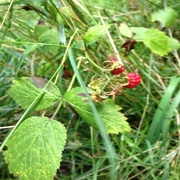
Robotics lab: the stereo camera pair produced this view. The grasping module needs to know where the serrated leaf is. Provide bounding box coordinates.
[83,24,111,45]
[142,29,170,56]
[64,87,130,134]
[5,116,67,180]
[8,77,61,110]
[151,8,178,27]
[119,23,133,38]
[38,29,60,55]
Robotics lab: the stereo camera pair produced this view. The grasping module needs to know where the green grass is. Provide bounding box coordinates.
[0,0,180,179]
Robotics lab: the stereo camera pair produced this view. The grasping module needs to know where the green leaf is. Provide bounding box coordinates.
[130,27,148,41]
[83,24,111,45]
[64,87,130,134]
[151,8,178,27]
[5,116,67,180]
[142,29,170,56]
[8,77,61,110]
[38,29,60,55]
[34,25,50,38]
[119,23,133,38]
[169,38,180,51]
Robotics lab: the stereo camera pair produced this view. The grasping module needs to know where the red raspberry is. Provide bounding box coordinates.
[111,65,125,75]
[108,55,125,75]
[125,73,142,88]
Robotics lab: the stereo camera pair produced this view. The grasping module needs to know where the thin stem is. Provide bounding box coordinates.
[85,51,105,72]
[46,28,79,88]
[97,10,124,65]
[51,58,82,119]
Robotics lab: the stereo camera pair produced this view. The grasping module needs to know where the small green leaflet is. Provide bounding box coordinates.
[130,27,148,41]
[142,29,170,56]
[4,116,67,180]
[119,23,133,38]
[151,8,178,27]
[169,38,180,51]
[8,77,61,110]
[83,24,111,45]
[64,87,130,134]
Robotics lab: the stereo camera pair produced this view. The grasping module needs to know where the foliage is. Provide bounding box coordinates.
[83,24,111,44]
[64,87,130,134]
[8,77,61,110]
[5,116,67,180]
[0,0,180,179]
[151,8,178,27]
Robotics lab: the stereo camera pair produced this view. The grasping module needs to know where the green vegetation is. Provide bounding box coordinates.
[0,0,180,179]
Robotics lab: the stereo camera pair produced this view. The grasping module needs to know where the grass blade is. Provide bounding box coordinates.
[147,76,180,144]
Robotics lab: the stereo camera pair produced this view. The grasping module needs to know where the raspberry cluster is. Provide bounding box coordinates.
[88,55,142,102]
[109,56,142,88]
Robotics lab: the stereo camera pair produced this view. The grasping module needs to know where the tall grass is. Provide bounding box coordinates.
[0,0,180,179]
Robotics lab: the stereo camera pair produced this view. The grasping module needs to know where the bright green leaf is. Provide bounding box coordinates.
[8,77,61,110]
[130,27,148,41]
[5,116,67,180]
[169,38,180,51]
[64,87,130,134]
[83,24,111,45]
[151,8,178,27]
[119,23,133,38]
[142,29,170,56]
[38,29,60,55]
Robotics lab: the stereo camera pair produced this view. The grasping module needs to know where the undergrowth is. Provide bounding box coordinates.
[0,0,180,179]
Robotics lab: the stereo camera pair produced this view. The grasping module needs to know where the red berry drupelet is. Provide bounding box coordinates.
[125,73,142,88]
[111,65,125,75]
[108,55,125,75]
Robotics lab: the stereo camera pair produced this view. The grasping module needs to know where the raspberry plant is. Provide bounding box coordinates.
[0,1,180,179]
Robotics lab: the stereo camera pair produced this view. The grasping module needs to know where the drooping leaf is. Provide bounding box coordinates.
[38,28,60,55]
[151,8,178,27]
[119,23,133,38]
[121,39,137,53]
[83,24,111,45]
[8,77,61,110]
[142,29,170,56]
[5,116,67,180]
[64,87,130,134]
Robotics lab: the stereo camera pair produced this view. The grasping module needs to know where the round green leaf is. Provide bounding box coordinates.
[169,38,180,51]
[151,8,178,27]
[119,23,133,38]
[142,29,170,56]
[5,116,67,180]
[83,24,111,45]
